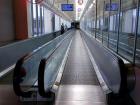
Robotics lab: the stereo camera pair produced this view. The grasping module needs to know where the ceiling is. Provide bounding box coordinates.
[44,0,93,21]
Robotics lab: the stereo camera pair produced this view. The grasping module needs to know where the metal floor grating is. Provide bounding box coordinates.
[61,31,99,85]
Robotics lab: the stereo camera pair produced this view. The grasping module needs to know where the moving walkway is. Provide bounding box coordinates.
[13,30,136,105]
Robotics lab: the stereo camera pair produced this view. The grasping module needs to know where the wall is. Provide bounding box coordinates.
[55,14,60,31]
[13,0,28,40]
[27,2,33,38]
[0,0,15,42]
[44,9,53,34]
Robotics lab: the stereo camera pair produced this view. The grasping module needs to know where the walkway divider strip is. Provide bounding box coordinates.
[0,64,16,78]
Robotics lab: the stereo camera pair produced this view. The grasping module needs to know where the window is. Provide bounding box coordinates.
[31,1,44,36]
[135,6,140,65]
[118,4,137,62]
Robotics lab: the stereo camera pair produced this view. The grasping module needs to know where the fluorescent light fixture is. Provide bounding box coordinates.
[76,0,88,20]
[89,4,93,8]
[93,0,96,4]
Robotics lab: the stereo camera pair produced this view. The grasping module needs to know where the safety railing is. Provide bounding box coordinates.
[13,30,74,98]
[38,32,73,98]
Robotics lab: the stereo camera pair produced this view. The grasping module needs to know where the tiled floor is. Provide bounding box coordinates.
[0,85,22,105]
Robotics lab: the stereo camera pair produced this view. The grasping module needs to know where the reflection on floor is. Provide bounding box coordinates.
[55,85,106,105]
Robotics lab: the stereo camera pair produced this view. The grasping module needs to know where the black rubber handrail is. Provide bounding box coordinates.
[38,35,68,97]
[117,58,127,94]
[13,30,73,98]
[12,41,51,97]
[13,39,60,97]
[13,55,33,98]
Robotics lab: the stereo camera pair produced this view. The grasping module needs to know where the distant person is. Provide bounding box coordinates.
[65,24,68,32]
[61,23,65,34]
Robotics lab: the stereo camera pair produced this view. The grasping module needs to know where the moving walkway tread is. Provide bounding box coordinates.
[61,31,99,85]
[55,30,105,105]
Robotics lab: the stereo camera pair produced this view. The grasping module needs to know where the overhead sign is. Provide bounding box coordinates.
[105,3,119,11]
[61,4,74,11]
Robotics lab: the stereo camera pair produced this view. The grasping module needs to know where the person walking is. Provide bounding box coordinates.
[61,23,65,34]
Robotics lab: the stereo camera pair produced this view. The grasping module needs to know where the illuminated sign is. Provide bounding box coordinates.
[105,3,119,11]
[61,4,74,11]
